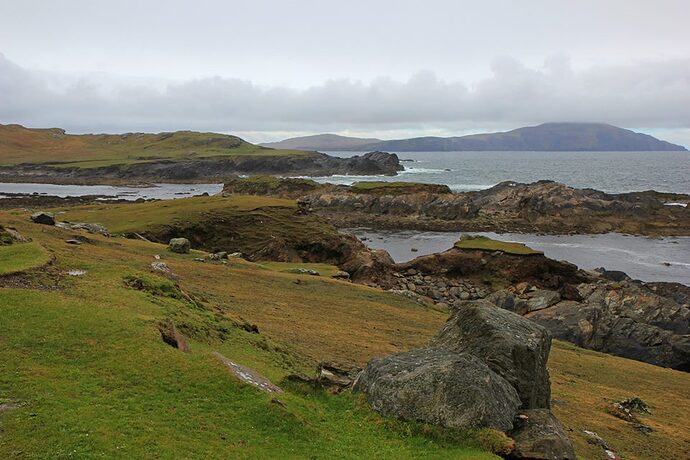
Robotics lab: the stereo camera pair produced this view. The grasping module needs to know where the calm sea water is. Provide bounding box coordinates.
[0,183,223,200]
[348,229,690,286]
[316,151,690,193]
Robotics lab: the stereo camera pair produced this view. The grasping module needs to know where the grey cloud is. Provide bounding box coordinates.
[1,53,690,138]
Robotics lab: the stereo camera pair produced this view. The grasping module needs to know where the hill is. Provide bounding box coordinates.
[261,133,382,151]
[0,124,402,182]
[264,123,688,152]
[1,197,690,459]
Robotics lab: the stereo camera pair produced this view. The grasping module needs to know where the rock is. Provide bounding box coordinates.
[0,226,28,245]
[286,268,320,276]
[486,290,529,316]
[430,300,552,409]
[158,320,190,352]
[525,290,561,312]
[508,409,576,460]
[228,252,243,258]
[65,239,82,245]
[30,212,55,225]
[353,348,521,431]
[527,281,690,371]
[209,251,228,260]
[595,268,630,282]
[150,261,173,276]
[618,397,651,414]
[559,283,583,301]
[331,270,351,279]
[316,362,360,389]
[168,238,191,254]
[213,352,283,393]
[68,222,109,236]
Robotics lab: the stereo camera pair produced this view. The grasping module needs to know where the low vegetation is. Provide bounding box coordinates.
[0,124,313,168]
[0,241,51,275]
[1,204,688,459]
[454,235,543,255]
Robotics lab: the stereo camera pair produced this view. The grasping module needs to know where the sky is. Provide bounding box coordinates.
[1,0,690,146]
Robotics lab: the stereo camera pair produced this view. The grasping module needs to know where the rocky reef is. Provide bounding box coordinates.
[223,177,690,236]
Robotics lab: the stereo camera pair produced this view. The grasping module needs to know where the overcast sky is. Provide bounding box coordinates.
[1,0,689,145]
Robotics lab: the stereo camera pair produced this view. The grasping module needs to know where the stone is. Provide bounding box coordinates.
[209,251,228,260]
[158,320,190,352]
[353,347,521,431]
[332,270,351,279]
[508,409,576,460]
[65,239,82,245]
[525,289,561,312]
[30,212,55,225]
[431,300,552,409]
[486,289,529,316]
[316,362,360,389]
[214,352,283,393]
[287,268,320,276]
[168,238,191,253]
[228,252,243,258]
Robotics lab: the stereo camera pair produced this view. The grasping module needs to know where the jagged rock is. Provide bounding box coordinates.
[316,362,360,389]
[353,348,521,431]
[168,238,191,254]
[508,409,576,460]
[525,290,561,312]
[595,268,630,282]
[527,281,690,371]
[486,289,529,315]
[0,225,28,245]
[30,212,55,225]
[430,300,552,409]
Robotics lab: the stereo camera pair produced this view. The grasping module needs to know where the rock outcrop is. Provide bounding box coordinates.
[355,301,574,457]
[229,177,690,236]
[30,212,55,225]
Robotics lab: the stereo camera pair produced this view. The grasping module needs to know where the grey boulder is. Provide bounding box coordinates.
[430,300,552,409]
[30,212,55,225]
[168,238,191,254]
[353,348,521,432]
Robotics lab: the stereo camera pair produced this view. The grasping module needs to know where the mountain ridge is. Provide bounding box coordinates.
[261,123,688,152]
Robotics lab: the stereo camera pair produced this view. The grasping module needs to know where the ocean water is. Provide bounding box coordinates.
[348,229,690,286]
[0,182,223,200]
[315,151,690,194]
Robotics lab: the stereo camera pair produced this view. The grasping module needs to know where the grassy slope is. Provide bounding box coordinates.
[0,242,51,275]
[0,124,313,168]
[454,235,543,256]
[1,208,689,459]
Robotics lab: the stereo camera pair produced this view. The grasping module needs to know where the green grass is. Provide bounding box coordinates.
[1,207,689,459]
[0,242,51,275]
[0,124,315,168]
[454,235,542,255]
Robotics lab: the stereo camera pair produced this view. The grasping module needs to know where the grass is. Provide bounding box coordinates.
[0,212,497,459]
[0,124,314,168]
[1,208,689,459]
[0,242,51,275]
[454,235,543,255]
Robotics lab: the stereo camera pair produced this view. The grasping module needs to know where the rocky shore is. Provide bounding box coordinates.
[223,177,690,236]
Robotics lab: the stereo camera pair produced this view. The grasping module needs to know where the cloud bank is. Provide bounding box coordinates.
[1,53,689,143]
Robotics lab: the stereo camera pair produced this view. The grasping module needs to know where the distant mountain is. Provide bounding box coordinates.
[261,133,382,151]
[263,123,687,152]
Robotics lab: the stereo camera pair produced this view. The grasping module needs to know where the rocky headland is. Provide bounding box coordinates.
[222,176,690,236]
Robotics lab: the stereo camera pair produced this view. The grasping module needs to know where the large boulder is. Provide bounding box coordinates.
[430,300,552,409]
[508,409,576,460]
[353,348,521,431]
[168,237,191,254]
[30,212,55,225]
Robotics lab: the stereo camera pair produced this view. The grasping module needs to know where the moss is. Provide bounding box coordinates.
[454,235,542,255]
